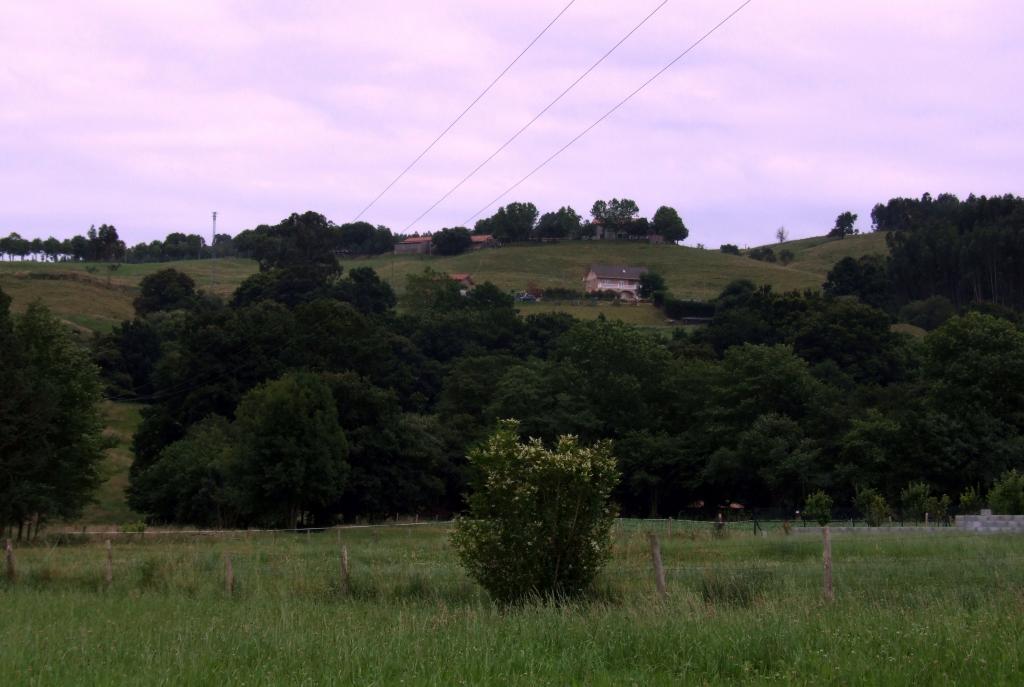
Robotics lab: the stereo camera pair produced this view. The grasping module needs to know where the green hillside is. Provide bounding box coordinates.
[350,242,814,299]
[0,233,889,524]
[0,258,257,335]
[0,233,889,336]
[767,231,889,274]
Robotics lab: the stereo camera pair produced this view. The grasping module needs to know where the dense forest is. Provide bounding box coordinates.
[3,193,1024,533]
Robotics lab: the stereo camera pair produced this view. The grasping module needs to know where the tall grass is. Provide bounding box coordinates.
[2,526,1022,685]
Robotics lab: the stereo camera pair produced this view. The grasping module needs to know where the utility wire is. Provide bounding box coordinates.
[463,0,755,226]
[352,0,578,222]
[405,0,669,231]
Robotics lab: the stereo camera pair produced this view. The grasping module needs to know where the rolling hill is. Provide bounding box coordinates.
[0,232,888,335]
[0,233,889,524]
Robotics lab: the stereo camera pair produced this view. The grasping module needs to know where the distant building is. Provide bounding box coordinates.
[449,273,475,292]
[470,234,498,250]
[588,218,627,241]
[583,264,648,300]
[394,236,432,255]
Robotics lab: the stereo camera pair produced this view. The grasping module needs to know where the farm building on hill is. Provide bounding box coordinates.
[449,273,474,292]
[583,264,648,300]
[394,236,432,254]
[470,234,498,250]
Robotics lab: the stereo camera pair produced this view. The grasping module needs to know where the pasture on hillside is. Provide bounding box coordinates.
[2,524,1021,685]
[0,233,888,334]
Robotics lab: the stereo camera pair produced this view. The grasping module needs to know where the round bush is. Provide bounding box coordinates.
[451,420,619,603]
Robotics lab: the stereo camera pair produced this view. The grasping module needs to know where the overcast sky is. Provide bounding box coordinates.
[1,1,1021,247]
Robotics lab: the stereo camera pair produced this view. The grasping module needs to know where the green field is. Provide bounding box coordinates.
[352,242,812,298]
[2,525,1021,685]
[0,258,257,335]
[0,233,887,334]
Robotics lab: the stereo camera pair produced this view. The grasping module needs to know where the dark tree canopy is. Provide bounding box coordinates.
[233,372,349,528]
[234,211,340,273]
[829,211,859,239]
[1,295,107,535]
[652,206,688,243]
[474,202,538,242]
[134,268,199,316]
[823,255,893,312]
[877,193,1024,309]
[638,271,667,298]
[590,198,641,234]
[536,206,581,239]
[431,227,473,256]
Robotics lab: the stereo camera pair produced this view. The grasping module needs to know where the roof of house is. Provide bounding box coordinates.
[587,264,648,280]
[449,273,473,282]
[470,234,494,243]
[399,236,432,244]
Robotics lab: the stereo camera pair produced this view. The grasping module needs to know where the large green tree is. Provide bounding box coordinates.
[431,227,473,255]
[232,372,349,528]
[652,205,688,243]
[474,202,538,242]
[0,296,107,536]
[829,211,858,239]
[134,268,199,316]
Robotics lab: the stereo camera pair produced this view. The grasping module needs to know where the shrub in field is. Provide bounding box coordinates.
[451,420,619,604]
[924,494,952,523]
[959,486,985,514]
[988,470,1024,514]
[803,491,832,526]
[901,482,945,521]
[854,486,889,526]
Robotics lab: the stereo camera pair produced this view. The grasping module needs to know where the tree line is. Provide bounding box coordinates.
[428,199,688,255]
[1,198,689,266]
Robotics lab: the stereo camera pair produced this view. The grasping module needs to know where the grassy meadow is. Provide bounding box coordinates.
[0,258,257,335]
[2,524,1021,685]
[0,233,888,335]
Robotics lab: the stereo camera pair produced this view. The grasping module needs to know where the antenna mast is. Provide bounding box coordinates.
[210,211,217,291]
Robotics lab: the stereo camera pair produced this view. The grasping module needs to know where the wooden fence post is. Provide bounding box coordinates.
[648,533,667,599]
[105,540,113,587]
[4,539,14,583]
[340,545,350,594]
[822,525,834,602]
[224,553,234,596]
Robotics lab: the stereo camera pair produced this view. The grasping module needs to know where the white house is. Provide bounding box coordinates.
[583,264,648,300]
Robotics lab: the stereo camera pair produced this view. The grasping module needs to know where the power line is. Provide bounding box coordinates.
[463,0,755,226]
[351,0,578,222]
[405,0,669,232]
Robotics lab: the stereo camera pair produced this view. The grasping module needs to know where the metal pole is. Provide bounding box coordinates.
[210,211,217,291]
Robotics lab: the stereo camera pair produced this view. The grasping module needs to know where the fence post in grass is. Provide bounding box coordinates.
[224,553,234,596]
[4,539,14,583]
[822,525,834,602]
[647,533,667,599]
[104,540,113,587]
[340,544,350,595]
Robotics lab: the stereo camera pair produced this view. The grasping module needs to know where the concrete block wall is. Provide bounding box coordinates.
[956,513,1024,533]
